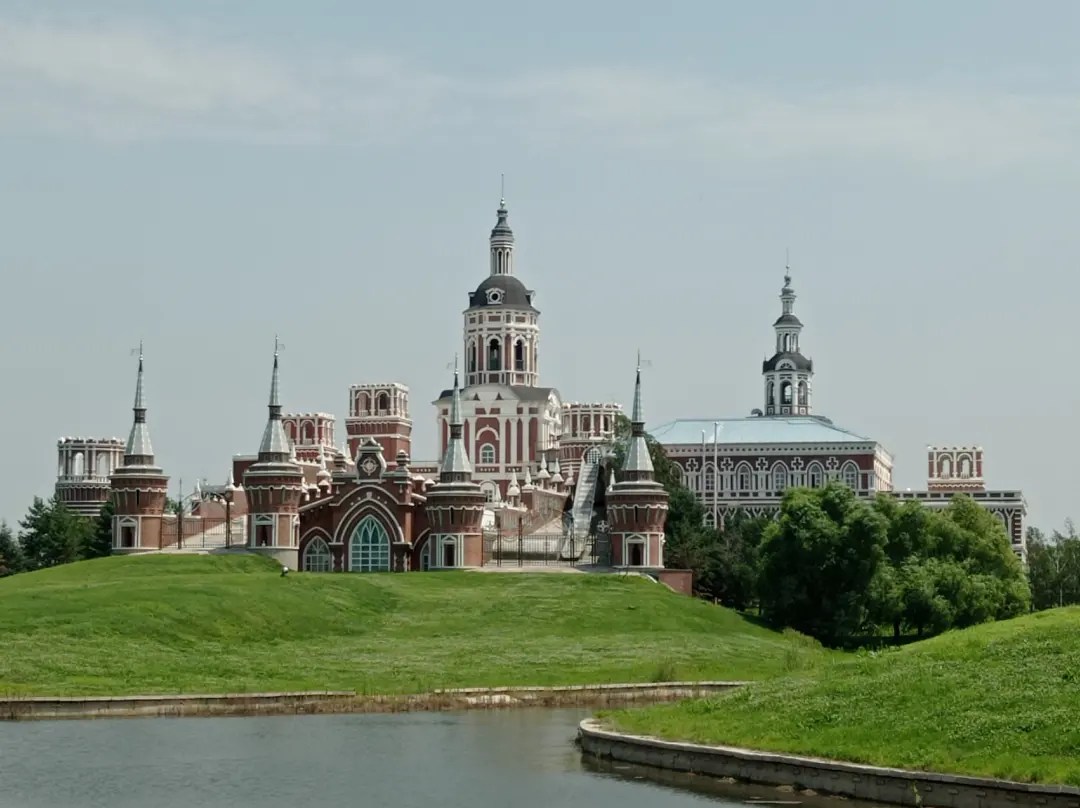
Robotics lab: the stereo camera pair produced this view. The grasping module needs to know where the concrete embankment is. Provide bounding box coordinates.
[577,719,1080,808]
[0,681,744,722]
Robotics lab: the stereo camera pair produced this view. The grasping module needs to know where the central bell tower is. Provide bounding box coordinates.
[762,262,814,416]
[463,197,541,388]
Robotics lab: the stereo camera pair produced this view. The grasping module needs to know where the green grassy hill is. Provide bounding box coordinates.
[0,554,826,697]
[607,607,1080,785]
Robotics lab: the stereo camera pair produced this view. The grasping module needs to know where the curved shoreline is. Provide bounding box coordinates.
[577,719,1080,808]
[0,681,744,722]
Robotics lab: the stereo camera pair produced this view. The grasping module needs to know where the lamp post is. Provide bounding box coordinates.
[198,481,238,549]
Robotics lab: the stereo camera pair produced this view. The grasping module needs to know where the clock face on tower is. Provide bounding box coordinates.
[360,456,378,477]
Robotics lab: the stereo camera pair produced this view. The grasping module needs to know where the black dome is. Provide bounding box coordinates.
[468,275,537,310]
[773,313,803,327]
[762,352,813,373]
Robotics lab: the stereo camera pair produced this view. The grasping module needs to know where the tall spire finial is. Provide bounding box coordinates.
[624,356,655,477]
[124,342,154,462]
[439,357,472,479]
[258,337,291,461]
[500,173,506,208]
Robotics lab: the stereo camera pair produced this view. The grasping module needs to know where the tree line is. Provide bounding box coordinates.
[1025,523,1080,610]
[0,497,114,576]
[612,415,1032,647]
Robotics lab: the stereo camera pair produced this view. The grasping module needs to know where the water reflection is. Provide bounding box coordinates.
[0,707,884,808]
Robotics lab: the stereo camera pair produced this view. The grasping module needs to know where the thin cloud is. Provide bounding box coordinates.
[1,15,1078,170]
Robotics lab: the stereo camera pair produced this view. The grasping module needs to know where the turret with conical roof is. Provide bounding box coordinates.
[425,360,487,568]
[606,356,669,568]
[110,345,170,552]
[763,259,814,416]
[243,338,305,567]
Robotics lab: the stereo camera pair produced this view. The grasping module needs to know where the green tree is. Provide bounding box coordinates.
[1026,524,1080,611]
[82,499,115,559]
[18,497,93,571]
[758,483,888,645]
[698,515,768,611]
[0,520,24,577]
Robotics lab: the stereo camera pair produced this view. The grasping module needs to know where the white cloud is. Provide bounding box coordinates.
[1,15,1078,171]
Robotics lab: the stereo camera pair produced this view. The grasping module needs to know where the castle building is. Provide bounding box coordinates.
[55,437,125,517]
[62,197,1026,567]
[651,266,1027,556]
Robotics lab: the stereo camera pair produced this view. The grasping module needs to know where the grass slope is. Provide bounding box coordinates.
[607,607,1080,786]
[0,554,826,697]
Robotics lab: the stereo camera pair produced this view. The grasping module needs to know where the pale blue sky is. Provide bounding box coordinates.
[1,1,1075,530]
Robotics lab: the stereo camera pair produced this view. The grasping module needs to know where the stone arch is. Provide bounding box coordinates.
[376,391,390,413]
[300,421,315,444]
[357,391,369,415]
[780,381,793,406]
[479,480,499,503]
[334,497,405,546]
[807,461,825,488]
[72,451,85,477]
[958,454,973,478]
[797,380,808,406]
[939,455,952,478]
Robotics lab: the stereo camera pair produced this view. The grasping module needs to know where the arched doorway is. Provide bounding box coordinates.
[443,540,456,568]
[349,516,391,572]
[303,538,332,572]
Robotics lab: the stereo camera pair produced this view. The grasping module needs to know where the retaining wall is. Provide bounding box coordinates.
[0,681,744,722]
[577,719,1080,808]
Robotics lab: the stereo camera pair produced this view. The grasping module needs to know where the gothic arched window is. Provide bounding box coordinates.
[488,338,502,371]
[349,516,391,572]
[303,537,332,572]
[736,463,753,492]
[807,462,824,488]
[841,462,859,490]
[772,464,788,492]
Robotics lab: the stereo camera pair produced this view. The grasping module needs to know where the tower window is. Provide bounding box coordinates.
[797,381,808,406]
[514,340,525,371]
[468,342,477,374]
[479,443,496,464]
[488,338,502,371]
[781,382,793,405]
[766,381,775,407]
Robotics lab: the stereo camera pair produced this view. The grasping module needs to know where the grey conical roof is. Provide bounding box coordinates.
[124,346,155,465]
[439,360,473,481]
[258,342,291,462]
[623,362,655,478]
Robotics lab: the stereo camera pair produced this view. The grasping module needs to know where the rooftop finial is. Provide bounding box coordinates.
[258,337,291,461]
[784,248,792,287]
[124,342,154,462]
[500,173,506,208]
[439,358,472,479]
[623,356,654,477]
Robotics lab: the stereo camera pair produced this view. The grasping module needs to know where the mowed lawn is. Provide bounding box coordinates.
[0,554,827,696]
[607,607,1080,786]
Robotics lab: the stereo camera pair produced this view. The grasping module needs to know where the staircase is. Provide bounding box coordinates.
[558,456,602,560]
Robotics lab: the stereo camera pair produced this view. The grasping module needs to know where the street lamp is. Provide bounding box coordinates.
[199,481,238,549]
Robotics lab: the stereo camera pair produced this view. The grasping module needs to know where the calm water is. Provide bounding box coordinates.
[0,708,883,807]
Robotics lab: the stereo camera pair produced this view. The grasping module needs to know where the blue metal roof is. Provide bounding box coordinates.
[648,416,875,446]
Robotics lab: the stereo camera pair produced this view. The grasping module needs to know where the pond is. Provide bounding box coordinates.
[0,707,885,807]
